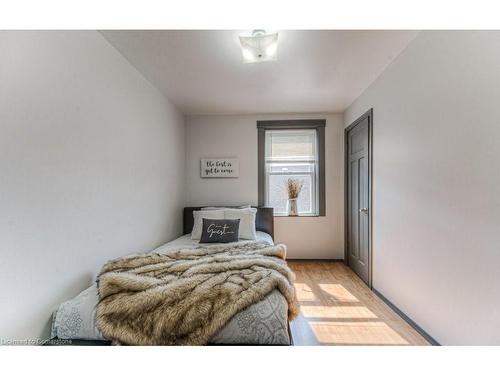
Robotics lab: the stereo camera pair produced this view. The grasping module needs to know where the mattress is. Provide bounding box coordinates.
[51,232,291,345]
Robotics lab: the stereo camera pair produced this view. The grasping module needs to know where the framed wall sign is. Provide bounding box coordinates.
[201,158,239,178]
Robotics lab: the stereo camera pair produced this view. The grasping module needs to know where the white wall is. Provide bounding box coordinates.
[185,114,344,259]
[0,31,185,340]
[344,31,500,345]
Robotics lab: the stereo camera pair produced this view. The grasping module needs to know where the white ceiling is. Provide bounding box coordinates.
[101,30,418,115]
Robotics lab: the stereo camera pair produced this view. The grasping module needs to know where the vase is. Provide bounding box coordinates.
[287,198,298,216]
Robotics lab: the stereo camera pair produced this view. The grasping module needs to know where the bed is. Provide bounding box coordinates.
[50,206,296,345]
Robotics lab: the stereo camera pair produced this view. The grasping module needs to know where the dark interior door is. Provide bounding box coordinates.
[346,111,371,285]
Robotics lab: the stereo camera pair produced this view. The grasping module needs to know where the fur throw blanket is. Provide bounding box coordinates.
[96,241,299,345]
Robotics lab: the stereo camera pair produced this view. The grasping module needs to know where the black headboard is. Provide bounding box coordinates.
[183,207,274,239]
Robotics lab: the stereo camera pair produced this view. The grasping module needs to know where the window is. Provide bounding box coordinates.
[257,120,326,216]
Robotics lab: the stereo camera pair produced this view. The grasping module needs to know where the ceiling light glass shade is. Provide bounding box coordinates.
[239,30,279,63]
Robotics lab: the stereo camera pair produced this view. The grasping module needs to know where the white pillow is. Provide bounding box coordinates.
[191,210,225,240]
[223,208,257,240]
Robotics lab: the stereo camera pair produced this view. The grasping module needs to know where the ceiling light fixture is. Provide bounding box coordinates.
[239,30,279,64]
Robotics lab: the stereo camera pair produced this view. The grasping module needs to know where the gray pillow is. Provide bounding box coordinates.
[199,218,240,243]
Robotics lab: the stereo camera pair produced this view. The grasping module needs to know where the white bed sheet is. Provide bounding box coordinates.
[153,231,274,254]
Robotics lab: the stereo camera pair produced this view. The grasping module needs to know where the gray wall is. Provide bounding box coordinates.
[185,114,344,259]
[0,31,185,340]
[344,31,500,345]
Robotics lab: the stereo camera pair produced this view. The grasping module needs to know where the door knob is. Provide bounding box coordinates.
[359,207,368,213]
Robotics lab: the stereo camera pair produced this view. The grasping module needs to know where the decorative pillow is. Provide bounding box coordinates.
[223,207,257,240]
[191,210,225,240]
[199,219,240,243]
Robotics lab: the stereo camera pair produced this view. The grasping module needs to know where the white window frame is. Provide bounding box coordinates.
[264,129,319,216]
[258,119,326,217]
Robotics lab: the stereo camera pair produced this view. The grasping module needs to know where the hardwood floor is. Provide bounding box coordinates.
[288,261,430,346]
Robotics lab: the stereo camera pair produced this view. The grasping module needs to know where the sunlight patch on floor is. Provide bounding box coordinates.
[300,305,378,319]
[318,283,359,302]
[309,321,410,345]
[294,282,317,302]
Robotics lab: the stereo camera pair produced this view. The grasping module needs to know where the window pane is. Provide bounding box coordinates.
[268,162,314,174]
[263,127,320,216]
[265,129,317,161]
[268,174,313,214]
[297,175,313,213]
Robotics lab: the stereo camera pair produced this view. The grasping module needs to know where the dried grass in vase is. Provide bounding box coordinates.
[286,178,303,199]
